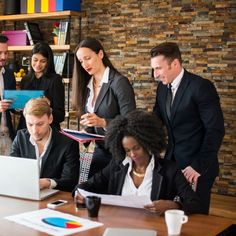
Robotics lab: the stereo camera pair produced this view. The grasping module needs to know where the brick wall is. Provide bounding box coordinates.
[79,0,236,196]
[0,0,235,196]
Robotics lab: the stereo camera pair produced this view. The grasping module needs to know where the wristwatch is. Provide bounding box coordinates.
[173,196,182,208]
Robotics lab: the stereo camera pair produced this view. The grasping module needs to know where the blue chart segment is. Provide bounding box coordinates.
[42,217,82,228]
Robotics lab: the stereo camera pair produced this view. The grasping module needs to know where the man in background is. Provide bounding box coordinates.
[0,35,16,151]
[10,98,80,192]
[151,42,225,214]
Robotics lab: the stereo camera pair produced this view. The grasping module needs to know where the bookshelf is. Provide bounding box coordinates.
[0,11,86,21]
[7,45,74,51]
[0,11,85,128]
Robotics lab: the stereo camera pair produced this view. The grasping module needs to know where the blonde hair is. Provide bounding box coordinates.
[23,97,52,117]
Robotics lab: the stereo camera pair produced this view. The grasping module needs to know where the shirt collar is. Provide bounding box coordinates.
[0,67,5,74]
[171,68,184,90]
[87,66,110,89]
[122,154,155,171]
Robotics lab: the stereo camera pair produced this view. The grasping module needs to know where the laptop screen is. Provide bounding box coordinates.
[0,155,58,200]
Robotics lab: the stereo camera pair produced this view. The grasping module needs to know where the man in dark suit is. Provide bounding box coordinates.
[10,98,80,192]
[0,35,16,143]
[151,42,224,214]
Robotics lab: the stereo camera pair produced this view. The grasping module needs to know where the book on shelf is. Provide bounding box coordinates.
[60,129,105,143]
[54,52,67,75]
[58,20,69,45]
[24,22,43,46]
[62,52,74,77]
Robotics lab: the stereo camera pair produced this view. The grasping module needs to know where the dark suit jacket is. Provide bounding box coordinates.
[18,73,65,130]
[10,128,80,192]
[77,157,202,214]
[84,68,136,136]
[153,70,225,179]
[1,67,16,140]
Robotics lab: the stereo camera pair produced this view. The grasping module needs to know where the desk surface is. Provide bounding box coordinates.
[0,192,233,236]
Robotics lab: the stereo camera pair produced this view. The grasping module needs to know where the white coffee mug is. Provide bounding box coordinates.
[165,209,188,236]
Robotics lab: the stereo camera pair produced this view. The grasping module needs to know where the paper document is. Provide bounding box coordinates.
[4,90,44,109]
[61,129,105,143]
[78,188,152,209]
[5,208,103,236]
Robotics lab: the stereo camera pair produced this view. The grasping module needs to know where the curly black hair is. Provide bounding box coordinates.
[105,109,166,161]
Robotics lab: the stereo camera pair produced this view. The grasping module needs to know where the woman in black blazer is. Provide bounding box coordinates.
[74,110,203,215]
[71,38,136,177]
[18,42,65,130]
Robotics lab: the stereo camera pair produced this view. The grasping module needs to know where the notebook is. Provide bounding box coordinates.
[103,228,157,236]
[0,155,59,200]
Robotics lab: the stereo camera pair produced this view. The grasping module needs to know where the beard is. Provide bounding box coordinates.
[0,60,6,67]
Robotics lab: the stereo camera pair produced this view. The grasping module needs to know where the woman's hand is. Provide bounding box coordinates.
[0,99,12,112]
[144,200,181,215]
[80,113,106,128]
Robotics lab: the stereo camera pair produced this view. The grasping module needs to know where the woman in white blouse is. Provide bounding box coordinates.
[74,110,203,215]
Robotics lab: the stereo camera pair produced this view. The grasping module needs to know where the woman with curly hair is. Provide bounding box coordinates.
[74,110,203,215]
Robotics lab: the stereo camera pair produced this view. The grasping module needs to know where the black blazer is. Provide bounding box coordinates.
[2,67,16,140]
[18,73,65,130]
[153,70,225,179]
[84,68,136,135]
[77,157,202,214]
[10,128,80,192]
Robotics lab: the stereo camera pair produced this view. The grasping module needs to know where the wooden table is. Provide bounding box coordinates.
[0,192,233,236]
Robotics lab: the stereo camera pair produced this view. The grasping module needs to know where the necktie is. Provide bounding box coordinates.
[166,84,172,120]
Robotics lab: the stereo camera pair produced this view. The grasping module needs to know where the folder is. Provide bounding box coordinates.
[56,0,81,11]
[48,0,56,12]
[20,0,27,13]
[27,0,35,13]
[61,129,104,143]
[41,0,49,13]
[3,90,44,109]
[35,0,41,13]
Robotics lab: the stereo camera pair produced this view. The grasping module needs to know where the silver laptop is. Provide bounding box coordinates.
[0,155,59,200]
[103,228,157,236]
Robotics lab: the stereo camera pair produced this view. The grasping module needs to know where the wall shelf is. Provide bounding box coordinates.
[0,11,86,21]
[8,45,75,52]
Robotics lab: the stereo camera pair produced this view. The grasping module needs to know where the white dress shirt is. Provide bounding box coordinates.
[30,127,56,188]
[170,68,184,102]
[86,67,110,113]
[121,155,155,200]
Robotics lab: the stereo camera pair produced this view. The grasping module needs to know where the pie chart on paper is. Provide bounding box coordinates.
[42,217,82,228]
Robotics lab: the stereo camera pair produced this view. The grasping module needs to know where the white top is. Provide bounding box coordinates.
[170,68,184,102]
[86,67,110,113]
[29,127,56,188]
[121,155,155,200]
